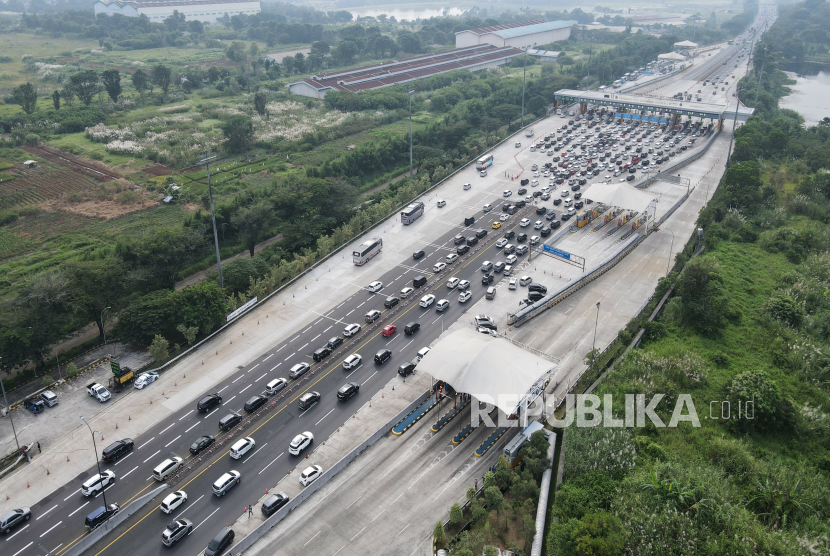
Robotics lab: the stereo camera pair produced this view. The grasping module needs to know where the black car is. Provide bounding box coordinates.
[517,233,528,243]
[466,236,479,247]
[197,394,222,413]
[102,438,134,463]
[571,184,580,191]
[374,349,392,364]
[404,321,420,335]
[398,361,416,377]
[475,228,488,239]
[457,244,470,256]
[540,227,551,237]
[312,346,331,362]
[504,230,515,240]
[536,206,546,215]
[298,391,321,411]
[562,213,572,221]
[84,504,119,532]
[384,296,400,309]
[515,200,527,209]
[205,527,234,556]
[528,291,546,302]
[553,198,562,206]
[219,412,241,431]
[327,336,343,349]
[528,284,547,294]
[533,191,542,198]
[575,201,584,209]
[261,493,290,517]
[413,250,425,260]
[517,188,527,195]
[626,174,636,182]
[190,435,215,455]
[574,192,582,200]
[502,203,511,212]
[244,395,267,413]
[337,382,360,400]
[482,273,494,285]
[453,234,466,245]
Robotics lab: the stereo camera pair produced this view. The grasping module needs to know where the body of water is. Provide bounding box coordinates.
[348,6,466,21]
[779,70,830,127]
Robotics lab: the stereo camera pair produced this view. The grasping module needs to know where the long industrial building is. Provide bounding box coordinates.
[287,44,523,99]
[92,0,261,22]
[455,19,575,50]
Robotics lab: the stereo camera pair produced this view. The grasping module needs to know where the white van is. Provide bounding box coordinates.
[417,347,431,361]
[153,457,183,481]
[266,378,287,396]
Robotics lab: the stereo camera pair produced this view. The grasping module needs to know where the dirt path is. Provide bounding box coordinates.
[175,232,283,290]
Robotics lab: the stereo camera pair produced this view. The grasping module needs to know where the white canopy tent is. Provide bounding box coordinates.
[673,40,698,49]
[658,51,687,61]
[582,182,658,214]
[415,328,554,415]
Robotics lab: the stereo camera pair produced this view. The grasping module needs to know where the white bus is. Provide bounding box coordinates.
[612,80,622,88]
[598,85,607,92]
[401,202,424,225]
[353,238,382,265]
[476,154,494,170]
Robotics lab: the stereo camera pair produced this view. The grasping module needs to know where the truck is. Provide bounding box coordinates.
[24,397,45,414]
[525,128,534,137]
[107,361,134,392]
[87,383,111,403]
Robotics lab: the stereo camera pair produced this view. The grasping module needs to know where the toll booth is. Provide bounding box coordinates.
[502,420,549,468]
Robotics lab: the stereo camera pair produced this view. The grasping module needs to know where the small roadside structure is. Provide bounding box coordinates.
[23,160,37,169]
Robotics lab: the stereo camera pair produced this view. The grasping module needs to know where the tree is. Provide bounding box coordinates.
[527,95,547,117]
[221,115,254,154]
[65,258,126,340]
[724,371,794,433]
[207,66,220,83]
[176,323,198,345]
[52,90,60,110]
[177,281,227,335]
[131,69,149,100]
[333,38,359,65]
[187,19,203,34]
[449,502,463,525]
[396,30,422,53]
[149,334,170,363]
[254,91,267,116]
[61,83,75,107]
[70,70,99,106]
[547,512,628,556]
[101,69,122,103]
[152,64,172,96]
[233,203,273,257]
[310,41,330,57]
[677,258,731,336]
[249,42,259,59]
[484,486,503,513]
[722,160,763,211]
[433,521,445,545]
[226,41,247,64]
[12,82,38,114]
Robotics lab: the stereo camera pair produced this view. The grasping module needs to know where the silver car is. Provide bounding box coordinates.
[161,519,193,547]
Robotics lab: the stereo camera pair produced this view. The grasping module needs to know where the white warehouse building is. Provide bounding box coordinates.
[455,19,575,50]
[93,0,261,23]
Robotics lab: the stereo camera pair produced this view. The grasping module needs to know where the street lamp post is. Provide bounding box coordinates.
[726,87,742,168]
[521,46,528,128]
[666,228,676,277]
[200,153,223,288]
[408,87,414,178]
[80,416,108,509]
[0,358,21,452]
[591,302,601,373]
[101,306,112,347]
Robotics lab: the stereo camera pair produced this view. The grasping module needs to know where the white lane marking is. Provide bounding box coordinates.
[304,531,321,546]
[276,345,285,352]
[345,494,362,509]
[299,343,309,350]
[143,449,161,463]
[239,384,252,394]
[269,364,281,372]
[218,386,229,393]
[284,353,295,361]
[164,435,181,448]
[67,502,89,517]
[255,373,267,382]
[243,443,267,463]
[159,423,175,435]
[263,354,274,362]
[247,364,260,373]
[225,396,236,404]
[232,375,243,384]
[361,371,378,386]
[51,543,63,553]
[189,506,221,534]
[315,318,324,324]
[5,525,29,541]
[345,309,355,316]
[324,326,332,333]
[315,408,335,426]
[432,315,443,324]
[356,301,365,308]
[63,489,81,501]
[138,438,155,450]
[185,422,200,433]
[40,520,62,538]
[332,545,346,556]
[122,465,139,479]
[302,326,312,333]
[311,334,321,342]
[290,335,300,342]
[371,508,385,522]
[36,504,58,520]
[11,541,32,555]
[258,452,284,475]
[403,339,414,351]
[179,410,194,421]
[349,526,366,542]
[191,495,205,507]
[337,302,345,308]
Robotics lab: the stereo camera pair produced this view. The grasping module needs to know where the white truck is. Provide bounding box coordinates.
[87,382,111,403]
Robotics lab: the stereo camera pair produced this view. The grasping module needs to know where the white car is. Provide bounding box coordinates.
[530,236,540,246]
[463,183,471,190]
[400,286,414,299]
[134,371,159,390]
[531,179,539,187]
[82,470,115,496]
[367,281,383,293]
[343,353,362,370]
[433,262,447,273]
[480,170,487,177]
[458,291,472,303]
[447,277,460,289]
[483,204,493,212]
[300,465,323,487]
[509,277,517,290]
[515,142,521,148]
[445,253,459,264]
[436,299,450,312]
[495,238,508,248]
[506,254,518,265]
[520,218,530,227]
[503,190,512,197]
[160,490,187,514]
[419,294,436,308]
[230,437,255,459]
[457,279,471,291]
[534,220,543,229]
[437,199,446,208]
[500,213,509,222]
[417,347,431,361]
[561,190,569,197]
[344,323,361,337]
[289,432,314,456]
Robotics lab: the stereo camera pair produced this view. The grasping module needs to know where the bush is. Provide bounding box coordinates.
[41,375,55,387]
[66,362,79,377]
[723,370,794,434]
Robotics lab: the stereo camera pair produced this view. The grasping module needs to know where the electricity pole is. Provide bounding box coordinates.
[726,87,742,168]
[0,358,20,452]
[754,45,767,105]
[521,46,528,127]
[408,87,414,178]
[200,153,223,288]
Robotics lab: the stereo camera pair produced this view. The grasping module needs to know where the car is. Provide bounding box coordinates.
[419,294,435,308]
[343,353,362,370]
[486,286,496,299]
[463,182,471,190]
[134,371,159,389]
[300,465,323,487]
[433,262,447,272]
[85,504,120,532]
[456,244,470,255]
[518,188,527,195]
[190,435,215,455]
[481,273,494,285]
[312,346,331,362]
[495,238,508,249]
[483,203,493,212]
[261,493,290,517]
[481,261,493,273]
[516,245,529,256]
[503,264,513,276]
[500,213,510,222]
[436,299,450,312]
[343,323,361,337]
[413,250,425,260]
[445,253,459,264]
[517,233,528,242]
[298,391,321,411]
[447,277,460,289]
[102,438,134,462]
[160,490,188,514]
[337,382,360,401]
[289,432,314,455]
[528,284,548,294]
[384,296,400,309]
[0,507,31,534]
[534,220,543,229]
[212,471,240,497]
[458,290,473,303]
[244,395,267,413]
[218,412,241,431]
[504,230,515,239]
[382,324,397,337]
[40,390,59,407]
[151,459,182,483]
[82,470,116,496]
[494,261,506,273]
[475,315,497,330]
[509,278,518,290]
[515,142,521,148]
[400,286,415,299]
[230,437,256,460]
[367,281,383,293]
[479,170,487,177]
[398,361,417,377]
[503,190,512,197]
[520,275,533,286]
[365,309,381,323]
[197,394,222,412]
[519,218,530,227]
[204,527,235,556]
[457,279,471,290]
[492,221,502,229]
[161,518,193,547]
[506,254,518,265]
[374,349,392,364]
[561,190,569,197]
[530,236,540,246]
[289,362,311,380]
[437,199,446,208]
[553,198,562,206]
[404,321,420,335]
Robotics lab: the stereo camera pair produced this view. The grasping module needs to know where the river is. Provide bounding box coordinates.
[779,70,830,127]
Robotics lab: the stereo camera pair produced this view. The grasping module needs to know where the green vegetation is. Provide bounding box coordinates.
[547,4,830,554]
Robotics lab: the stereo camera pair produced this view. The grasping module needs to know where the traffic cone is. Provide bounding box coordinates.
[128,415,131,420]
[67,456,70,462]
[5,494,8,500]
[27,482,30,488]
[101,435,104,441]
[392,386,394,391]
[115,423,118,429]
[47,469,50,475]
[230,340,233,344]
[265,488,269,494]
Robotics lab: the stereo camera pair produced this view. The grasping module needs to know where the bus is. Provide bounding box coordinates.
[476,154,494,171]
[353,238,382,265]
[401,202,424,225]
[598,85,607,93]
[612,79,622,88]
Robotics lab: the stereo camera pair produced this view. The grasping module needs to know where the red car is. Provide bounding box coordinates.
[381,324,397,338]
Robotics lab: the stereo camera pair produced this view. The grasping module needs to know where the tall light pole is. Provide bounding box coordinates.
[665,228,676,277]
[408,87,414,178]
[80,416,108,509]
[521,45,528,128]
[591,302,601,372]
[200,153,223,288]
[100,306,111,346]
[0,358,20,452]
[754,45,767,105]
[726,87,742,168]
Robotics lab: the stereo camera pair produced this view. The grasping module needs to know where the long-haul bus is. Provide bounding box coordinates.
[401,201,424,225]
[476,154,494,170]
[353,237,382,265]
